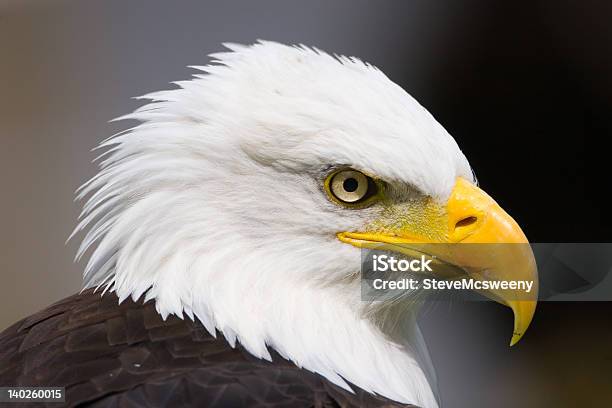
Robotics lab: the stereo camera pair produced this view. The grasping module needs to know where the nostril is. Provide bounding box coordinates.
[455,216,478,229]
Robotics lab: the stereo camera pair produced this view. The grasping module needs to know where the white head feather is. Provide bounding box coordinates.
[73,41,474,408]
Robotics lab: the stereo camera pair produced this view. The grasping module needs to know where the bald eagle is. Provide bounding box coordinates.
[0,41,537,408]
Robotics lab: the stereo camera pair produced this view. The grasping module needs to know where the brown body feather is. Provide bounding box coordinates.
[0,289,407,407]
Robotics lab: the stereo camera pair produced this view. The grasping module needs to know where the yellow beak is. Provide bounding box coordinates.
[338,177,538,346]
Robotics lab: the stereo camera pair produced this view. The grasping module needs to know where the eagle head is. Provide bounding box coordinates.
[73,41,537,408]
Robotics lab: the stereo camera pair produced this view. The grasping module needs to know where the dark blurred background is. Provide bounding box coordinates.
[1,1,611,406]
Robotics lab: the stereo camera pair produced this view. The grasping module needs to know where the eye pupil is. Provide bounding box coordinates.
[343,178,359,192]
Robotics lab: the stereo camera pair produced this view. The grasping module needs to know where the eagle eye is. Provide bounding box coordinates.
[325,168,380,207]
